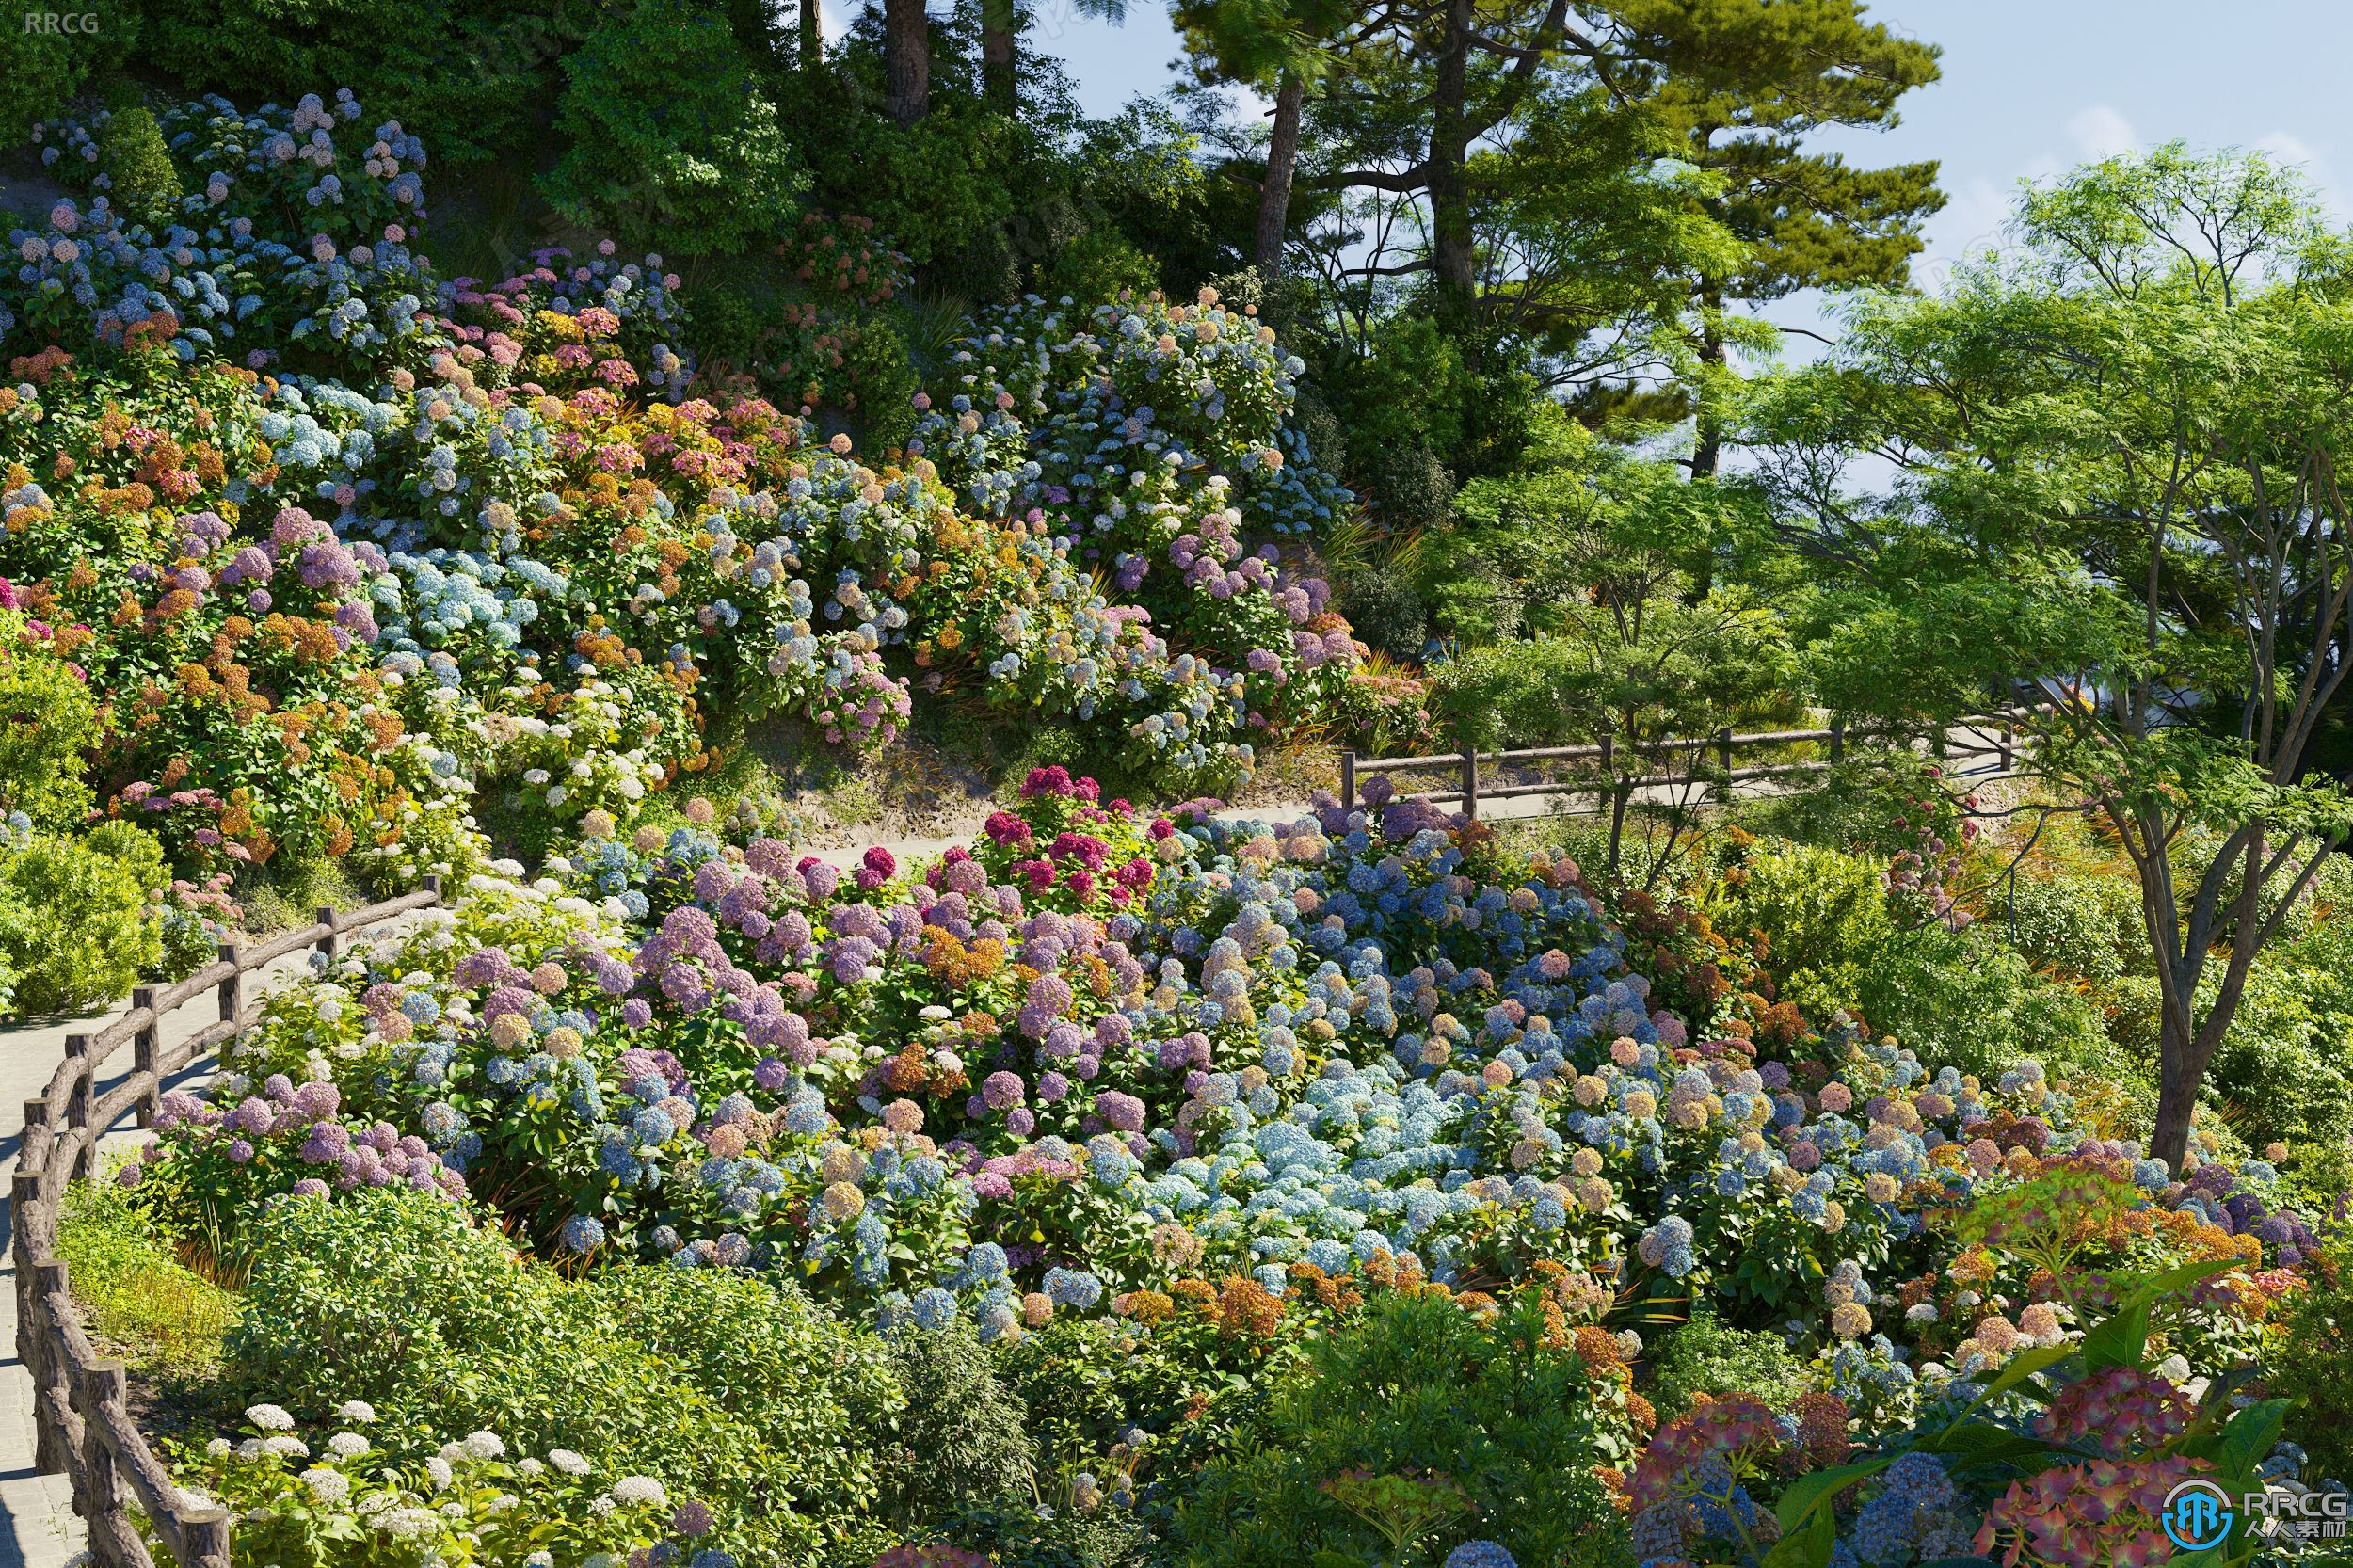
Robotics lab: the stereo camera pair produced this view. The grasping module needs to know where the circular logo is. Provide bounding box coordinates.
[2162,1479,2235,1551]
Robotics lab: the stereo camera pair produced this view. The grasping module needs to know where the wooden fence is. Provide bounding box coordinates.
[11,881,444,1568]
[1337,712,2031,819]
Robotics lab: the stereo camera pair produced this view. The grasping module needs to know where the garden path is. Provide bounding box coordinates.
[0,940,359,1568]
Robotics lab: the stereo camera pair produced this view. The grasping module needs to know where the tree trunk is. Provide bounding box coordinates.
[981,0,1016,114]
[885,0,930,124]
[1689,293,1725,597]
[2149,1006,2210,1174]
[800,0,822,69]
[1428,0,1477,327]
[1253,71,1307,276]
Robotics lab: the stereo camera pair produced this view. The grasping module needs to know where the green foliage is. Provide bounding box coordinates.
[841,314,920,451]
[1749,145,2353,1164]
[1337,572,1429,662]
[0,27,81,146]
[872,1320,1034,1525]
[1172,1293,1625,1568]
[1703,838,2121,1084]
[96,104,182,223]
[222,1189,895,1564]
[0,611,101,830]
[2201,929,2353,1151]
[0,820,167,1016]
[57,1178,232,1375]
[1644,1315,1810,1421]
[1433,588,1794,754]
[1979,871,2140,985]
[141,0,576,168]
[542,0,807,256]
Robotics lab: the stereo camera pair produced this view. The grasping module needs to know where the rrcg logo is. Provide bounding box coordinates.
[23,11,101,30]
[2162,1480,2234,1552]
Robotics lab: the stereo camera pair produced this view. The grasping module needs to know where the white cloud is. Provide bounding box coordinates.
[1920,173,2013,276]
[2065,104,2140,160]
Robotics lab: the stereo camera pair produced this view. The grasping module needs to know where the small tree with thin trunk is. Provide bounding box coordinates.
[1173,0,1352,276]
[1752,146,2353,1171]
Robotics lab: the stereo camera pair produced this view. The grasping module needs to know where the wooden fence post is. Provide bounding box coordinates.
[32,1261,69,1476]
[1461,747,1479,821]
[314,905,340,961]
[424,872,444,902]
[1715,728,1734,804]
[1338,749,1356,812]
[82,1360,126,1553]
[1830,716,1845,762]
[218,942,242,1024]
[181,1509,232,1568]
[63,1035,89,1179]
[21,1100,48,1166]
[130,987,160,1128]
[13,1175,56,1477]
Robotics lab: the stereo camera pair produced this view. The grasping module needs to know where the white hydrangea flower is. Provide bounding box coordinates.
[464,1431,505,1460]
[246,1404,296,1432]
[328,1433,371,1458]
[382,1507,439,1538]
[263,1436,310,1460]
[609,1475,666,1508]
[547,1449,591,1477]
[300,1468,351,1507]
[424,1457,454,1491]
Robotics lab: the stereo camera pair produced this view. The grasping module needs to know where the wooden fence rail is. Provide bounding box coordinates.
[12,880,444,1568]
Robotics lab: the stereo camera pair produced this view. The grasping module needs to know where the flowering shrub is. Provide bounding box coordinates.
[121,775,2325,1361]
[150,1402,701,1568]
[80,764,2340,1561]
[1,88,1385,896]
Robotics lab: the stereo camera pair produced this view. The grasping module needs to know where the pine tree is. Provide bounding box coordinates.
[1614,0,1943,485]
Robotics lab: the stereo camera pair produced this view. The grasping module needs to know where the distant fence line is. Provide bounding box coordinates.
[1338,712,2032,817]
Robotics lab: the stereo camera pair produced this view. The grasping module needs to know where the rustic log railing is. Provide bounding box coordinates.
[1337,710,2032,819]
[11,880,443,1568]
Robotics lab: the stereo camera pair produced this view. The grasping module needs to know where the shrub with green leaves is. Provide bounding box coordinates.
[57,1178,232,1376]
[221,1188,897,1565]
[0,818,167,1015]
[1171,1293,1627,1568]
[1994,871,2141,984]
[0,609,101,830]
[95,104,182,221]
[542,0,806,256]
[871,1321,1033,1527]
[1701,838,2121,1084]
[1642,1315,1810,1421]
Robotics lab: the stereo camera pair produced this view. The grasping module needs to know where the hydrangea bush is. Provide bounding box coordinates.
[3,88,1382,895]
